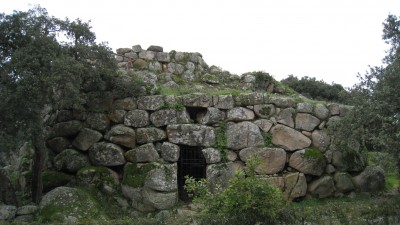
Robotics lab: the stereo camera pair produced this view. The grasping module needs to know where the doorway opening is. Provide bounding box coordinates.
[178,145,206,201]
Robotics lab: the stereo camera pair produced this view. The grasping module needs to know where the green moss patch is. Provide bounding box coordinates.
[122,163,156,188]
[304,148,324,160]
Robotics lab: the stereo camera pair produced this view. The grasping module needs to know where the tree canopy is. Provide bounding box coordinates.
[0,6,117,202]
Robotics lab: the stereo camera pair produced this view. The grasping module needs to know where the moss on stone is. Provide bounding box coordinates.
[304,148,324,160]
[122,163,156,188]
[42,171,71,192]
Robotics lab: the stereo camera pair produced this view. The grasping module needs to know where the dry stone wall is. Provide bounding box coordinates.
[46,90,385,212]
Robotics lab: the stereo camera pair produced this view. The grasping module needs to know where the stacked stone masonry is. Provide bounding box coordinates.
[46,91,385,212]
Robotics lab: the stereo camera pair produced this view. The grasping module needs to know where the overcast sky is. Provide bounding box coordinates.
[2,0,400,87]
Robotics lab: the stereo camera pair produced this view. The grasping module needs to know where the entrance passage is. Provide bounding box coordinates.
[178,146,206,201]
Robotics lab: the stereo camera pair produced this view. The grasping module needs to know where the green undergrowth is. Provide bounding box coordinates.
[122,163,156,188]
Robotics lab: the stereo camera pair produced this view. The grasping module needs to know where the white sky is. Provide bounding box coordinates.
[2,0,399,87]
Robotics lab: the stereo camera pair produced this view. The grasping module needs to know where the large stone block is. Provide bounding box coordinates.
[334,172,355,193]
[125,143,159,163]
[136,128,167,144]
[143,188,178,210]
[161,142,180,162]
[239,147,286,175]
[253,104,276,118]
[308,176,335,199]
[182,93,213,108]
[234,92,264,106]
[167,124,215,147]
[85,113,110,132]
[295,113,320,131]
[271,125,311,151]
[313,104,330,120]
[52,120,82,137]
[214,95,234,109]
[124,110,149,128]
[144,163,177,192]
[54,149,90,173]
[289,149,326,176]
[104,125,136,148]
[137,95,165,111]
[311,129,331,152]
[284,172,307,200]
[150,109,190,127]
[72,128,103,151]
[277,108,295,128]
[352,166,385,192]
[227,107,255,121]
[89,142,126,166]
[226,122,264,150]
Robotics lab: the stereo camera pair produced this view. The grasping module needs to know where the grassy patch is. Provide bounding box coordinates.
[304,147,324,160]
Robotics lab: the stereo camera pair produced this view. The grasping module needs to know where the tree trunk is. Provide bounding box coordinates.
[31,129,47,204]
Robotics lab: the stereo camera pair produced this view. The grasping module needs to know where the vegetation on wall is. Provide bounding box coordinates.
[281,75,350,103]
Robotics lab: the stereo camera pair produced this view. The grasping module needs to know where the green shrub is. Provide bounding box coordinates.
[185,156,286,225]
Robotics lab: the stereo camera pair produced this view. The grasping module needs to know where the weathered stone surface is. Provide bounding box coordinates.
[124,52,138,61]
[277,108,295,128]
[47,137,71,153]
[104,125,136,148]
[52,120,82,137]
[196,107,225,125]
[113,97,137,110]
[268,96,296,108]
[76,166,120,194]
[148,61,162,73]
[72,128,103,151]
[352,166,385,192]
[16,205,38,216]
[167,124,215,147]
[0,205,16,220]
[147,45,163,52]
[289,149,326,176]
[326,164,336,174]
[202,148,221,164]
[54,149,90,173]
[132,45,142,53]
[227,107,255,121]
[39,187,104,222]
[136,128,167,144]
[227,122,264,150]
[150,109,190,127]
[144,163,177,192]
[116,48,132,54]
[295,113,320,131]
[308,176,335,199]
[253,104,276,118]
[137,95,165,111]
[85,113,110,132]
[311,130,331,152]
[284,172,307,200]
[143,188,178,210]
[125,143,159,163]
[214,95,234,109]
[132,59,147,69]
[332,150,367,172]
[327,116,341,128]
[234,92,264,106]
[239,147,286,175]
[206,162,237,193]
[182,93,213,107]
[271,125,311,151]
[327,103,340,116]
[334,172,355,193]
[254,119,274,132]
[89,142,126,166]
[156,52,170,63]
[226,150,238,161]
[161,142,180,162]
[108,110,126,123]
[121,186,154,212]
[264,176,285,191]
[124,110,149,128]
[297,102,313,113]
[314,104,330,120]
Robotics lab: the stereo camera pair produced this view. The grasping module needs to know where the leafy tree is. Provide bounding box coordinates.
[0,6,117,203]
[340,14,400,173]
[281,75,350,103]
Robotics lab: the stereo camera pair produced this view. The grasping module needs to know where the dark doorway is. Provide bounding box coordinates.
[178,146,206,201]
